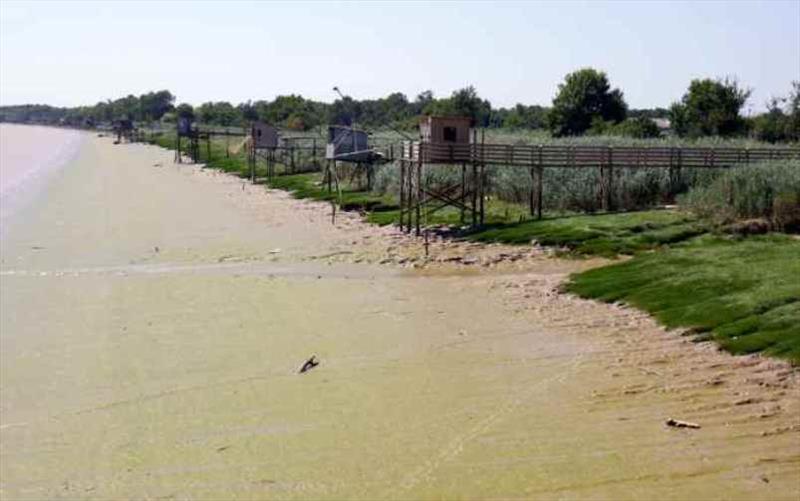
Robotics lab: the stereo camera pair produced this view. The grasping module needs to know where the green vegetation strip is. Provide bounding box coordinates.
[566,234,800,364]
[466,211,708,257]
[268,172,707,256]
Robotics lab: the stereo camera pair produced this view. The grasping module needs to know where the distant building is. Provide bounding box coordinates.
[251,121,279,149]
[653,118,671,134]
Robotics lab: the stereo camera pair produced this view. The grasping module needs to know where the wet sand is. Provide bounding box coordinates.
[1,135,798,500]
[0,124,83,233]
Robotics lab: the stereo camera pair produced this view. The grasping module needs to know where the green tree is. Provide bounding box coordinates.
[669,78,751,137]
[547,68,627,136]
[751,82,800,143]
[138,90,174,121]
[422,86,491,126]
[175,103,195,121]
[503,104,548,129]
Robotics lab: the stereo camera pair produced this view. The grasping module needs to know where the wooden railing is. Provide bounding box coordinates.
[401,141,800,168]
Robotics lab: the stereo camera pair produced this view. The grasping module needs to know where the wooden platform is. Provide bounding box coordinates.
[397,141,800,234]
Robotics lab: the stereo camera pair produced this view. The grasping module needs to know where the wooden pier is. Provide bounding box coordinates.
[399,141,800,234]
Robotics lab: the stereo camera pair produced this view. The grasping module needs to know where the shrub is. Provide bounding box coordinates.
[680,160,800,230]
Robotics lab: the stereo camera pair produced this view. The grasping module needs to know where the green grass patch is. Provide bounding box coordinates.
[265,173,398,213]
[466,210,707,257]
[566,234,800,363]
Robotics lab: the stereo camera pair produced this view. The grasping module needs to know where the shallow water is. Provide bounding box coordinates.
[0,124,83,234]
[0,136,797,500]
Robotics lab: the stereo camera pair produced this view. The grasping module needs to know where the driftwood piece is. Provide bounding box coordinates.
[299,355,319,374]
[666,418,701,429]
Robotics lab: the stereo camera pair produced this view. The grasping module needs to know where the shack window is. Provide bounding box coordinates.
[443,126,457,142]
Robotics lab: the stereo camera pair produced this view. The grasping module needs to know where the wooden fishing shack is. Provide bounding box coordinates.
[325,126,372,162]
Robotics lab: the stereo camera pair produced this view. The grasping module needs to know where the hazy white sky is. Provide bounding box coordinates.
[1,0,798,111]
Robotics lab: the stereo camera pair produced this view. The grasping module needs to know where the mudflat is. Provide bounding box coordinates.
[1,135,797,500]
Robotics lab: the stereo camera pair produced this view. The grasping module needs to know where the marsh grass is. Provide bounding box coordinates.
[567,234,800,364]
[681,160,800,231]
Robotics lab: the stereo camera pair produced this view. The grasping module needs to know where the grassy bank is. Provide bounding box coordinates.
[260,171,706,257]
[567,234,800,364]
[140,132,799,363]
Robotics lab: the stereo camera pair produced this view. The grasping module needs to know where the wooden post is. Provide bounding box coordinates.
[326,160,332,193]
[250,146,256,183]
[471,129,478,227]
[461,162,466,224]
[479,129,485,225]
[312,138,317,170]
[416,148,423,236]
[536,146,543,219]
[600,164,607,212]
[606,147,614,212]
[399,160,406,232]
[529,157,535,218]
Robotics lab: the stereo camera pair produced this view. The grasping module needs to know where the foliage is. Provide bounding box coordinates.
[629,107,670,120]
[175,103,195,120]
[567,234,800,364]
[496,104,548,130]
[197,101,239,126]
[547,68,628,137]
[681,160,800,231]
[422,86,493,126]
[670,78,751,137]
[469,210,706,256]
[751,81,800,143]
[3,78,798,146]
[0,90,174,125]
[612,117,661,138]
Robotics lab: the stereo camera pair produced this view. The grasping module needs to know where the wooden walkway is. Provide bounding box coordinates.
[396,142,800,234]
[402,142,800,168]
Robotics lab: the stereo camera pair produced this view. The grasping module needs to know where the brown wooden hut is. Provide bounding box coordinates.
[418,115,472,163]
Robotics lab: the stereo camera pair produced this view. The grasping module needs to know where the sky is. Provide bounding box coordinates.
[1,0,798,112]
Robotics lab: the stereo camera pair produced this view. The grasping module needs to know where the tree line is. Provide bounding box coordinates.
[1,69,797,142]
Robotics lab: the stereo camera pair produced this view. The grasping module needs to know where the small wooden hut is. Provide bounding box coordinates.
[251,121,279,149]
[418,115,472,163]
[325,125,372,162]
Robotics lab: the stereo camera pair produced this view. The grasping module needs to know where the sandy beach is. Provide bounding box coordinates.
[0,124,83,234]
[1,133,798,500]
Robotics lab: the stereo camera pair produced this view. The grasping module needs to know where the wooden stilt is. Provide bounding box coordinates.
[415,153,422,236]
[460,162,466,224]
[537,146,544,219]
[529,164,535,218]
[536,165,543,220]
[399,160,406,231]
[479,129,485,225]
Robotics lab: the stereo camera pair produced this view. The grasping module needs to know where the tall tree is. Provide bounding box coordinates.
[175,103,195,121]
[669,78,751,137]
[547,68,627,136]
